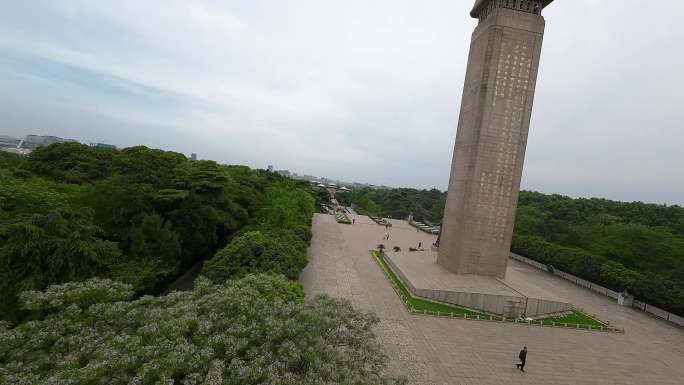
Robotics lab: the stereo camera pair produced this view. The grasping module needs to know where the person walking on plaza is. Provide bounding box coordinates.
[352,218,355,224]
[516,347,528,372]
[418,241,422,249]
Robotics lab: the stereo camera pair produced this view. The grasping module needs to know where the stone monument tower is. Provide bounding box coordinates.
[437,0,554,278]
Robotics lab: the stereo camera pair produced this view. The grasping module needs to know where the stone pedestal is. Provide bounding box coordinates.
[387,250,571,318]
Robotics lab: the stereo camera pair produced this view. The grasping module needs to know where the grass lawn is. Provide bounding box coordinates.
[373,251,485,316]
[372,250,613,330]
[539,310,607,328]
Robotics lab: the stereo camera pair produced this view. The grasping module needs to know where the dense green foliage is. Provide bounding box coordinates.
[0,275,404,385]
[0,208,120,319]
[0,144,316,322]
[513,192,684,316]
[202,182,315,283]
[336,187,445,223]
[346,187,684,316]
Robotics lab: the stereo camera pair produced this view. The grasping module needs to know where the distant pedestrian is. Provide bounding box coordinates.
[516,347,527,372]
[418,242,422,249]
[352,218,355,224]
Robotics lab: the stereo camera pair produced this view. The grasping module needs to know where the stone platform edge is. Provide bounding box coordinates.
[383,251,572,318]
[370,251,623,332]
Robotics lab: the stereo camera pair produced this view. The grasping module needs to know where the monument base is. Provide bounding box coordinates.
[385,250,572,318]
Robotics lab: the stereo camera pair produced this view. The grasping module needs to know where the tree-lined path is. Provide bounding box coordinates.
[300,213,684,385]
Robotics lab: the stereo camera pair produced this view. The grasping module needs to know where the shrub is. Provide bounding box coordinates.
[201,181,315,283]
[0,275,405,385]
[202,230,308,282]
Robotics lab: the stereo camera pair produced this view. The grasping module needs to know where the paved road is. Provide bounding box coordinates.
[300,214,684,385]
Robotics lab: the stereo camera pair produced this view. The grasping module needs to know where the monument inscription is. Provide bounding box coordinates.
[437,0,554,278]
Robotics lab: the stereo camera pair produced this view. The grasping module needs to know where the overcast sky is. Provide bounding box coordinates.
[0,1,682,205]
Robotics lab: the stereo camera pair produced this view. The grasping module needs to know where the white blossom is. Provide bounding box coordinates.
[0,275,405,385]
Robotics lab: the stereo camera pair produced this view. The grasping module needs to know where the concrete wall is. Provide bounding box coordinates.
[525,298,571,317]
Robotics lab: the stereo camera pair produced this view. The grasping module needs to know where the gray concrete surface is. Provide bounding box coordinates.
[300,214,684,385]
[385,250,571,317]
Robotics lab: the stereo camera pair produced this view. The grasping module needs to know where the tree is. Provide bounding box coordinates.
[257,182,315,232]
[0,275,406,385]
[599,261,642,292]
[0,177,82,216]
[0,152,28,177]
[169,198,221,266]
[114,146,187,186]
[127,212,181,260]
[1,144,319,318]
[513,206,548,235]
[109,212,182,292]
[0,208,120,322]
[202,230,307,282]
[28,142,116,183]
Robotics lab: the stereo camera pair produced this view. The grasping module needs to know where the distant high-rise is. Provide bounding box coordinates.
[90,142,117,149]
[0,135,21,149]
[190,153,197,161]
[23,135,69,150]
[437,0,553,278]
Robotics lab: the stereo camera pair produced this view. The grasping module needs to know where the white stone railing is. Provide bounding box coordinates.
[509,252,684,328]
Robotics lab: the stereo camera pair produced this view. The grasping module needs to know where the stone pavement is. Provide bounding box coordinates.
[299,213,684,385]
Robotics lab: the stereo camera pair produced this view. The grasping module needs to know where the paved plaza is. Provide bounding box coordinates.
[300,213,684,385]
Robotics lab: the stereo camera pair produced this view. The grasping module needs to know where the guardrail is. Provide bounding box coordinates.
[408,220,440,234]
[334,211,352,224]
[509,252,684,328]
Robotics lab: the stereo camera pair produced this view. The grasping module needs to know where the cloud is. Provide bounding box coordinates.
[0,0,682,204]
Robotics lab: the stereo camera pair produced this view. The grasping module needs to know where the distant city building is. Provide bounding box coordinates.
[89,142,117,149]
[190,153,197,161]
[0,134,80,155]
[23,135,75,150]
[276,169,291,178]
[0,135,21,148]
[249,166,379,191]
[1,147,31,155]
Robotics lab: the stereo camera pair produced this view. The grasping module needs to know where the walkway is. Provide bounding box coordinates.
[300,214,684,385]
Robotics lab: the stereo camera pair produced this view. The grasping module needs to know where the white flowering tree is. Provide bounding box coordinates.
[0,275,405,385]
